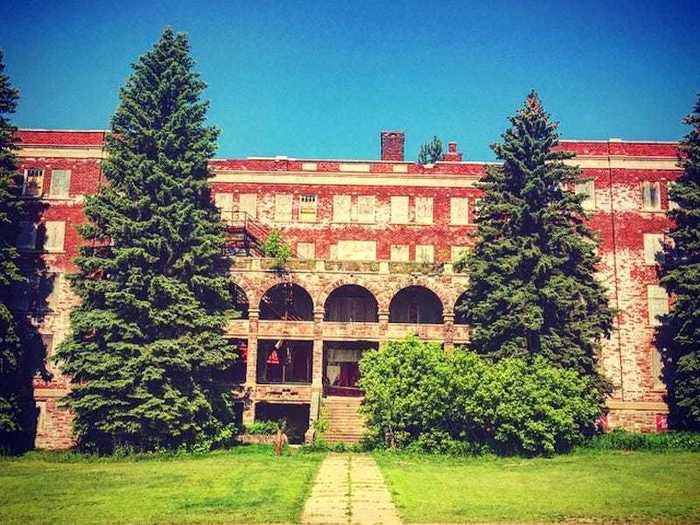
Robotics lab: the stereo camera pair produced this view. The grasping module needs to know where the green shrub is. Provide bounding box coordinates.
[358,336,604,456]
[584,430,700,452]
[243,420,280,435]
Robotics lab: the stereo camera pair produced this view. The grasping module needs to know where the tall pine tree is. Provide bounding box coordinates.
[659,93,700,430]
[457,92,613,394]
[0,50,25,452]
[56,28,237,453]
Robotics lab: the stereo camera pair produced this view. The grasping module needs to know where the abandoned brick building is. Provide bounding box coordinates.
[12,129,679,447]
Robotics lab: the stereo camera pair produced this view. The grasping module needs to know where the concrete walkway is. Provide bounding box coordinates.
[301,453,402,525]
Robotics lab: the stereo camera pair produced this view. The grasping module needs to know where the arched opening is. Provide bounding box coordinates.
[389,286,443,324]
[259,283,313,321]
[324,285,378,322]
[231,283,249,319]
[454,291,469,325]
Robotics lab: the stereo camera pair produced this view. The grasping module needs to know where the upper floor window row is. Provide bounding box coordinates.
[21,169,71,198]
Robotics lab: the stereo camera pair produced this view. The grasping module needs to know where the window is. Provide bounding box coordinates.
[651,348,665,389]
[22,168,44,197]
[36,401,48,433]
[642,181,661,211]
[297,242,315,260]
[16,221,37,250]
[415,197,433,224]
[49,170,71,198]
[575,179,595,210]
[336,240,376,261]
[214,193,234,223]
[416,245,434,263]
[647,285,669,326]
[450,197,469,225]
[643,233,665,265]
[391,196,409,224]
[451,246,468,262]
[390,244,409,262]
[356,195,375,223]
[333,195,351,223]
[44,221,66,252]
[274,193,293,222]
[239,193,257,218]
[299,194,317,222]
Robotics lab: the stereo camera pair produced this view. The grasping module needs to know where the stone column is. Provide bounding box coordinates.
[243,308,259,425]
[378,309,389,345]
[443,311,455,352]
[312,307,324,389]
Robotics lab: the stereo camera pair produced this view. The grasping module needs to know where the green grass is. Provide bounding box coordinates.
[375,449,700,524]
[0,445,325,525]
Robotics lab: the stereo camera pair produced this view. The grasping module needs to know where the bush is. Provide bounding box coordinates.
[358,336,604,456]
[584,430,700,452]
[243,420,280,435]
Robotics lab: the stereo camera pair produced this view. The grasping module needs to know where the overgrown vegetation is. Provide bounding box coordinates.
[359,337,603,456]
[417,135,444,164]
[243,420,280,435]
[659,91,700,430]
[55,28,238,454]
[584,429,700,452]
[262,227,292,269]
[0,50,25,455]
[456,91,613,398]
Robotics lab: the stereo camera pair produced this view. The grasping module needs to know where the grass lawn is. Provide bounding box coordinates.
[376,449,700,524]
[0,445,325,525]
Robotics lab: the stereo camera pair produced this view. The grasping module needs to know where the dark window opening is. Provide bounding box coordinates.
[228,338,247,384]
[323,340,376,396]
[259,283,313,321]
[389,286,443,324]
[257,339,312,384]
[255,402,310,444]
[324,285,378,322]
[454,291,469,325]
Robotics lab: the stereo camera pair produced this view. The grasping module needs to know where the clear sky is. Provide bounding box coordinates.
[1,0,698,161]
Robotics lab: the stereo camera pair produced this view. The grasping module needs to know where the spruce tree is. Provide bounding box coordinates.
[417,136,444,164]
[0,50,25,452]
[457,92,613,394]
[659,93,700,430]
[56,28,237,453]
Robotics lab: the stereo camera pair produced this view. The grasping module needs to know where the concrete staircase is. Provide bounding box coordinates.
[322,396,366,444]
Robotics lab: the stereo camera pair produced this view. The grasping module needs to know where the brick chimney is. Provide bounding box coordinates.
[443,141,463,161]
[380,131,405,161]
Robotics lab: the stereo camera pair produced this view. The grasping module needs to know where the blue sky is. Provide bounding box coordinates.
[1,0,698,161]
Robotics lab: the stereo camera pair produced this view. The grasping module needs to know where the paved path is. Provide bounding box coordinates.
[301,453,402,525]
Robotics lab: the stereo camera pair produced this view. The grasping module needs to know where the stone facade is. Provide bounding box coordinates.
[12,129,680,448]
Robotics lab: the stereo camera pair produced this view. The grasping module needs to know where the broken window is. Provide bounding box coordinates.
[257,340,312,384]
[299,194,317,222]
[22,168,44,197]
[323,340,377,396]
[642,181,661,211]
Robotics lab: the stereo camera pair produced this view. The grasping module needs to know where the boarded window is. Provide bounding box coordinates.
[391,196,409,224]
[450,197,469,225]
[647,285,669,326]
[44,221,66,252]
[274,194,293,222]
[416,245,434,263]
[415,197,433,224]
[356,195,375,223]
[17,221,37,250]
[336,240,376,261]
[575,179,595,210]
[299,194,317,222]
[642,181,661,211]
[643,233,665,265]
[451,246,468,262]
[215,193,234,223]
[297,242,315,260]
[23,168,44,197]
[49,170,71,198]
[36,401,48,433]
[390,244,409,262]
[239,193,257,218]
[333,195,351,223]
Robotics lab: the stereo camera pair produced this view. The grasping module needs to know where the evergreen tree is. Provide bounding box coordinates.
[0,50,25,452]
[417,136,444,164]
[56,28,237,453]
[456,91,613,394]
[659,93,700,430]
